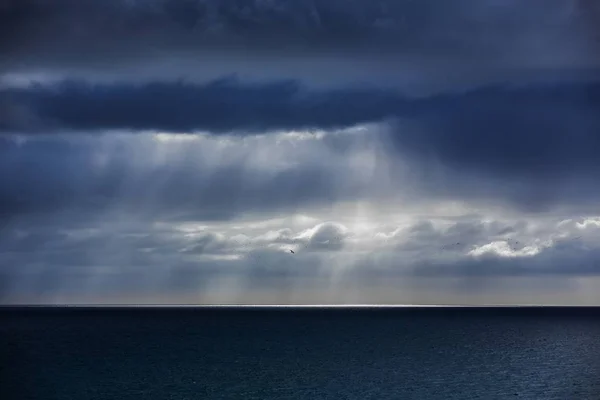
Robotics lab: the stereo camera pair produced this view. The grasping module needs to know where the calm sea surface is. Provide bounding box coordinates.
[1,307,600,399]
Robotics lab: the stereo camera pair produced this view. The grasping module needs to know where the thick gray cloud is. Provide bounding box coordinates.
[1,82,600,222]
[2,0,597,93]
[3,78,600,214]
[0,79,407,133]
[2,0,590,64]
[4,79,599,150]
[390,82,600,175]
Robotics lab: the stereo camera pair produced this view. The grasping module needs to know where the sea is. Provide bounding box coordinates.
[1,306,600,399]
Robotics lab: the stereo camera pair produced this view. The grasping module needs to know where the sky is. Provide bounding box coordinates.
[2,0,600,305]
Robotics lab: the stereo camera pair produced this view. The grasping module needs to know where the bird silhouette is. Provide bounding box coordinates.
[290,250,295,254]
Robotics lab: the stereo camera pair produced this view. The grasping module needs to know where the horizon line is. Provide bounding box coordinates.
[2,304,600,308]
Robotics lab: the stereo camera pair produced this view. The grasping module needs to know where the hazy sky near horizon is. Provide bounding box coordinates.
[2,0,600,305]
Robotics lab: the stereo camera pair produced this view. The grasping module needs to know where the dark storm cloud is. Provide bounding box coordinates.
[3,77,600,138]
[0,79,407,133]
[379,80,600,211]
[391,82,600,176]
[3,77,600,175]
[1,0,588,71]
[2,77,600,215]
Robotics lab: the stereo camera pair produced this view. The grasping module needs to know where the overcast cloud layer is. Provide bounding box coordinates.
[3,0,593,62]
[2,0,600,304]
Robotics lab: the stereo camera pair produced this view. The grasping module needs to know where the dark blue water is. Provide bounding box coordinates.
[2,307,600,399]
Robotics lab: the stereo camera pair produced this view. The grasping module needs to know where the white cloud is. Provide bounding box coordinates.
[4,203,600,304]
[468,241,543,258]
[577,217,600,229]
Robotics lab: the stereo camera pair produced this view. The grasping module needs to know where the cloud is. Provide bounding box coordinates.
[0,129,389,220]
[2,0,598,92]
[3,211,600,304]
[2,0,589,59]
[389,82,600,175]
[2,78,600,146]
[3,0,600,305]
[376,81,600,211]
[3,77,600,214]
[0,78,409,133]
[1,92,600,223]
[340,214,600,282]
[305,222,348,251]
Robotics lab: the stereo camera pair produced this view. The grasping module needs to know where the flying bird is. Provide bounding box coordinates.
[290,250,295,254]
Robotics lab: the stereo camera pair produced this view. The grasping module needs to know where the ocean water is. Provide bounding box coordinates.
[1,307,600,399]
